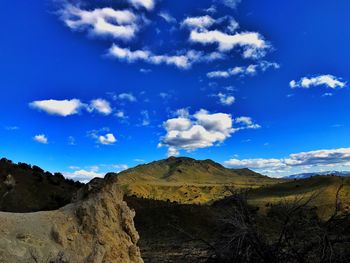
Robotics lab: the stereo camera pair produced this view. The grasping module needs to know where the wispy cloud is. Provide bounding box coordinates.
[290,75,346,89]
[117,93,137,102]
[219,0,242,9]
[159,11,176,23]
[109,44,224,69]
[189,30,269,58]
[214,93,235,106]
[225,148,350,175]
[89,99,112,115]
[181,15,215,29]
[207,61,279,78]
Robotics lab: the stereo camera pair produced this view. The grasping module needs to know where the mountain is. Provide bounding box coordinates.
[0,158,82,212]
[116,157,280,204]
[285,171,350,179]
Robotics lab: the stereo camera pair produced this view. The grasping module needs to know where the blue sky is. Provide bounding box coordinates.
[1,0,350,180]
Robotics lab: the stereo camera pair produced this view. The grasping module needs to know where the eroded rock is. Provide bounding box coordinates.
[0,176,143,263]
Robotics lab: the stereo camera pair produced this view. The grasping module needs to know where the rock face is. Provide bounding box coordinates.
[0,175,143,263]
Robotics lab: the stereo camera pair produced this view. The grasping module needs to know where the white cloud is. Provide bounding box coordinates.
[64,169,104,183]
[159,11,176,23]
[141,110,150,126]
[89,99,112,115]
[173,108,190,118]
[182,15,215,29]
[290,75,346,89]
[140,68,152,73]
[98,133,117,145]
[322,92,333,97]
[117,93,137,102]
[225,158,285,169]
[215,93,235,106]
[61,5,139,40]
[30,99,83,117]
[64,163,130,182]
[159,92,171,99]
[220,0,242,9]
[5,126,19,131]
[128,0,155,10]
[234,116,261,130]
[115,110,127,119]
[227,18,239,33]
[167,147,180,157]
[207,61,279,79]
[225,148,350,173]
[159,109,234,155]
[34,134,48,144]
[68,136,76,145]
[189,30,268,58]
[109,44,224,69]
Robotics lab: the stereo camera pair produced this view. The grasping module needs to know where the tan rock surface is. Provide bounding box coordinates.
[0,176,143,263]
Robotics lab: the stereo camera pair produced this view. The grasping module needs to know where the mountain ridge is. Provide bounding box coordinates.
[285,170,350,179]
[115,157,280,204]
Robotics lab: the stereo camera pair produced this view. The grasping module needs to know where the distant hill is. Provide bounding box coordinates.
[0,158,82,212]
[285,171,350,179]
[116,157,280,204]
[248,175,350,218]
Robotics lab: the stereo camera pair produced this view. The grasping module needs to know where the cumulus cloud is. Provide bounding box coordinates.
[215,93,235,106]
[108,44,224,69]
[87,128,117,145]
[182,15,215,29]
[61,5,140,40]
[159,109,234,156]
[98,133,117,145]
[234,116,261,130]
[30,99,84,117]
[290,75,346,89]
[89,99,112,115]
[207,61,279,79]
[189,30,269,58]
[225,148,350,174]
[34,134,48,144]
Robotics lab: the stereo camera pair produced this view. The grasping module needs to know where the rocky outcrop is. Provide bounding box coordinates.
[0,175,143,263]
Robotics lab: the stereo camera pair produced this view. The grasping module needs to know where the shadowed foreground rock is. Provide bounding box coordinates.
[0,175,143,263]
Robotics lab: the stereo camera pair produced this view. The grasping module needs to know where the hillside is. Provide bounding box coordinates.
[0,158,82,212]
[116,157,280,204]
[248,175,350,218]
